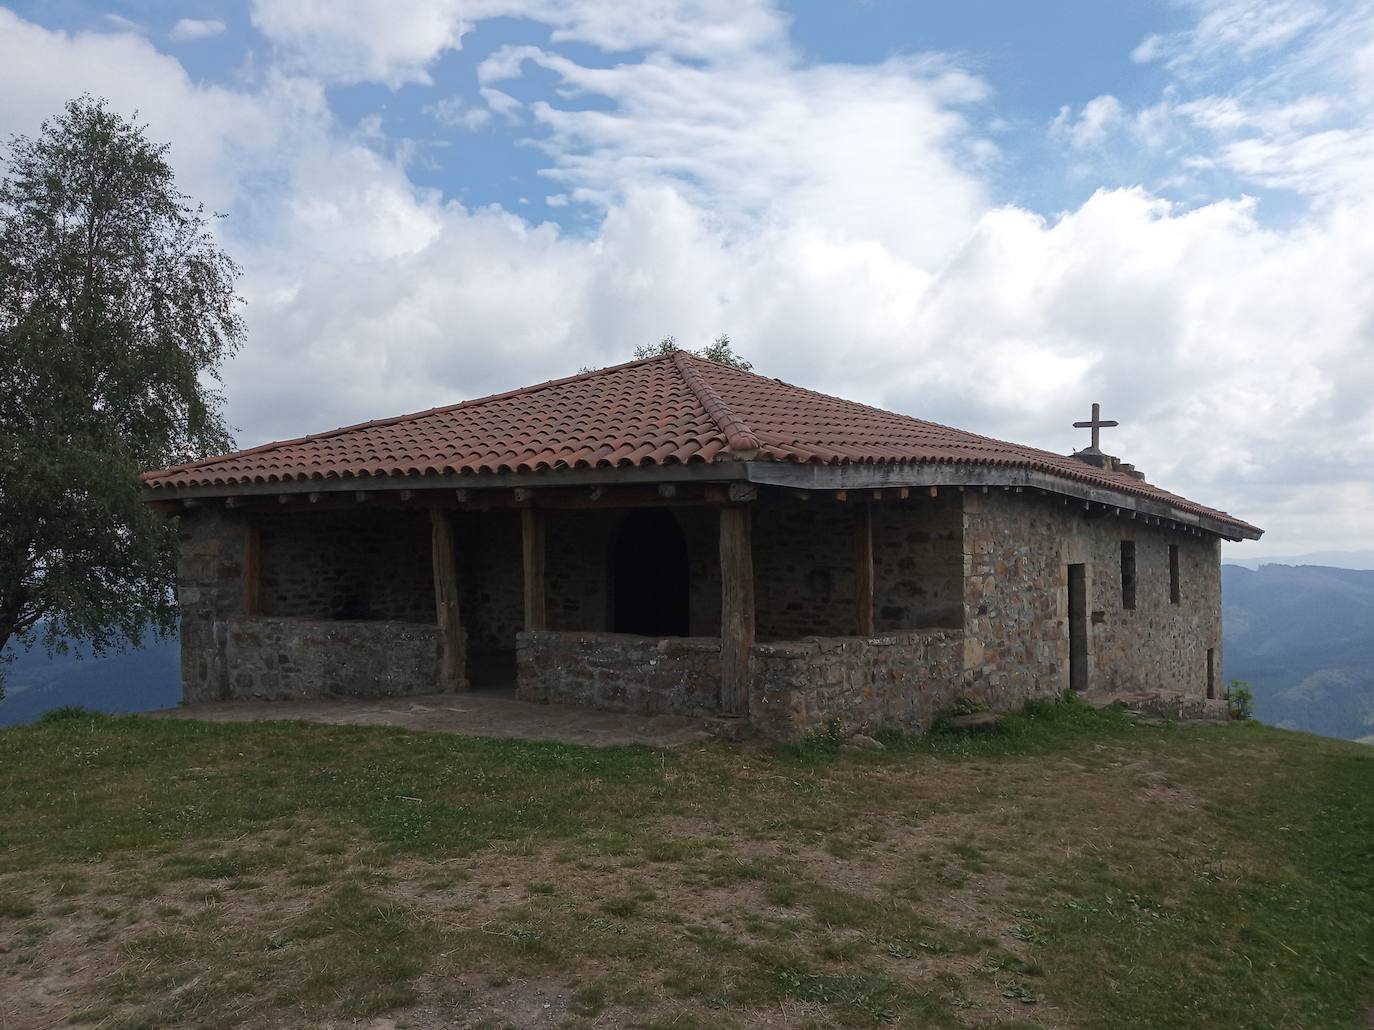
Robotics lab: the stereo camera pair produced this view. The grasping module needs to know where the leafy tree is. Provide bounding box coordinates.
[634,333,753,371]
[0,96,243,694]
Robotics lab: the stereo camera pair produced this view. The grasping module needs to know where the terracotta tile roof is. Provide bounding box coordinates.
[142,351,1260,536]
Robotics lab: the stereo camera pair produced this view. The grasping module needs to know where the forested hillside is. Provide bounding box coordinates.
[0,637,179,727]
[1223,563,1374,741]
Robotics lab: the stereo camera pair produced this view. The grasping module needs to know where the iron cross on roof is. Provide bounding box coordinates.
[1073,402,1118,452]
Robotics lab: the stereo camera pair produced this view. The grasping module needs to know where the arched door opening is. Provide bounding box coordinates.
[612,508,691,637]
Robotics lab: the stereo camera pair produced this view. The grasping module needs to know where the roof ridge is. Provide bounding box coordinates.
[141,352,679,483]
[743,368,1114,469]
[672,350,761,455]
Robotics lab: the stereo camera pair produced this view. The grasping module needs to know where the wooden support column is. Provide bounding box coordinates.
[855,502,874,637]
[522,507,547,631]
[430,508,468,691]
[719,505,755,717]
[242,523,261,617]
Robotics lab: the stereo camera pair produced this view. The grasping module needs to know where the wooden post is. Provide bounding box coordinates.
[855,503,874,636]
[719,505,755,717]
[522,507,546,631]
[430,508,468,691]
[242,524,261,617]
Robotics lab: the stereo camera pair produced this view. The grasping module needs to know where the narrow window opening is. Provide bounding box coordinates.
[1206,647,1215,699]
[1119,541,1137,610]
[1169,544,1181,604]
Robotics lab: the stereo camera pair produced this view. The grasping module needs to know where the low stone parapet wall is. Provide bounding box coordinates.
[749,630,965,738]
[516,631,722,717]
[209,617,442,702]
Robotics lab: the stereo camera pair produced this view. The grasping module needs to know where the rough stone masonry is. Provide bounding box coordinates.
[175,485,1224,737]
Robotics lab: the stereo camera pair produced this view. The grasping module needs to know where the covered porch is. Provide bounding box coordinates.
[197,482,968,737]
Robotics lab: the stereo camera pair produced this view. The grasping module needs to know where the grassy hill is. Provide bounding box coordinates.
[1223,563,1374,740]
[1,699,1371,1029]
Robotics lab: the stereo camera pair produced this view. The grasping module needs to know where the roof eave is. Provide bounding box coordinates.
[742,460,1262,541]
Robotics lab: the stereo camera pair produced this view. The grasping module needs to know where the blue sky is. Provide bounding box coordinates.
[1,0,1372,557]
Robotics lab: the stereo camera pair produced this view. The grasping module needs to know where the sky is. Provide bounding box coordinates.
[1,0,1372,561]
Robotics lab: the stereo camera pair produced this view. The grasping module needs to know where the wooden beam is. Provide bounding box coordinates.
[522,507,547,631]
[657,483,678,498]
[855,503,874,637]
[429,509,468,691]
[728,482,758,503]
[719,506,755,717]
[242,524,261,617]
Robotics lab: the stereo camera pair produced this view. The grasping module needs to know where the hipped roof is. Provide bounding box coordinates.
[142,350,1261,538]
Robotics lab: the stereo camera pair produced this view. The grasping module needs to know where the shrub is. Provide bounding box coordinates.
[37,706,103,724]
[1224,680,1255,721]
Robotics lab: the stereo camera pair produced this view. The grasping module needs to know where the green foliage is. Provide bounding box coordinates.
[775,717,847,760]
[0,95,243,689]
[929,695,991,733]
[1225,679,1255,720]
[633,332,753,371]
[35,705,102,724]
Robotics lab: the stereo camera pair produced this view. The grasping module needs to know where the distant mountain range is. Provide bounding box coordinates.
[1224,549,1374,571]
[1222,563,1374,742]
[0,635,180,728]
[3,563,1372,741]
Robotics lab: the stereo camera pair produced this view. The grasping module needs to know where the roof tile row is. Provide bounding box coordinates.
[142,351,1259,536]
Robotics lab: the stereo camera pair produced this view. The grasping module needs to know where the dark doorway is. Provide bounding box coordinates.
[613,509,691,637]
[1067,563,1088,692]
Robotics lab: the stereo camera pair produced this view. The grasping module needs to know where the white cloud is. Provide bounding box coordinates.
[1,4,1372,555]
[1136,0,1328,71]
[249,0,475,86]
[423,95,492,131]
[1050,94,1124,150]
[483,46,991,266]
[247,0,789,87]
[169,18,227,43]
[1131,33,1165,64]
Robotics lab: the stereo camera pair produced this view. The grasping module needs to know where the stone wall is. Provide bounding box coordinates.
[749,630,964,738]
[221,617,440,700]
[514,626,964,735]
[456,511,523,654]
[258,510,433,623]
[753,494,963,640]
[961,490,1223,706]
[177,507,251,703]
[516,630,722,716]
[176,507,443,702]
[873,496,964,631]
[541,508,722,637]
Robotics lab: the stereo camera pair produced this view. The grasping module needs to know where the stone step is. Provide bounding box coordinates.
[944,711,1003,731]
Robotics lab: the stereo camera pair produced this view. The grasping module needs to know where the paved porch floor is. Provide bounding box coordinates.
[151,691,720,747]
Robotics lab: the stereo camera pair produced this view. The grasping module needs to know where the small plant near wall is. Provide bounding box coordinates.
[1224,679,1255,721]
